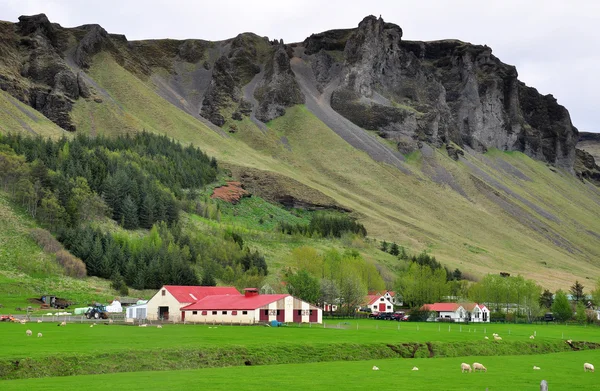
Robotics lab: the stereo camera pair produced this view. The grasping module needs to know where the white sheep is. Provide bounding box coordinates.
[492,333,498,337]
[533,366,541,370]
[494,335,502,341]
[584,363,595,372]
[139,324,147,327]
[484,336,489,340]
[157,325,162,329]
[412,367,419,371]
[90,324,94,328]
[473,362,487,372]
[372,365,379,371]
[529,335,535,339]
[20,319,27,324]
[461,363,472,373]
[37,320,42,323]
[108,319,113,324]
[26,329,32,336]
[59,321,66,327]
[37,332,42,338]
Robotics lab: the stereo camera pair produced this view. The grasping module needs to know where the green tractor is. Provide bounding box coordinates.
[85,305,109,319]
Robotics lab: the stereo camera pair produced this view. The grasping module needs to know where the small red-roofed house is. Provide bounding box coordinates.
[146,285,242,322]
[364,294,394,313]
[421,302,489,323]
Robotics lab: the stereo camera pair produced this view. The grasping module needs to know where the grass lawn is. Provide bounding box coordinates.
[1,350,599,390]
[1,320,598,360]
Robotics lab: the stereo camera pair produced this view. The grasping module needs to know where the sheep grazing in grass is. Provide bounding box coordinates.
[37,332,42,338]
[533,366,541,370]
[372,366,379,371]
[26,330,32,336]
[494,335,502,341]
[37,320,42,323]
[412,367,419,371]
[484,336,489,340]
[473,362,487,372]
[20,319,27,324]
[157,325,162,329]
[139,324,147,327]
[584,363,595,372]
[529,335,535,339]
[567,339,573,344]
[492,333,498,337]
[461,363,472,373]
[108,319,113,324]
[90,324,94,328]
[58,321,66,327]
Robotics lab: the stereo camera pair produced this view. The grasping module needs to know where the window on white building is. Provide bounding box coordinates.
[212,311,217,315]
[242,311,247,315]
[222,311,227,315]
[192,311,197,315]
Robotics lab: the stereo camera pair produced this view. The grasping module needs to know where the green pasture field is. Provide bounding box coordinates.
[2,350,599,390]
[1,319,598,360]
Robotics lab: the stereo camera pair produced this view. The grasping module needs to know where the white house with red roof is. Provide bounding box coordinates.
[146,285,241,322]
[181,288,322,324]
[421,303,489,323]
[364,294,394,313]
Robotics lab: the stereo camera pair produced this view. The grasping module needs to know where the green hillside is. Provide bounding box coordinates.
[0,47,599,292]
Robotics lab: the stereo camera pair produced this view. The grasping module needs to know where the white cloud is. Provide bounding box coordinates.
[1,0,598,131]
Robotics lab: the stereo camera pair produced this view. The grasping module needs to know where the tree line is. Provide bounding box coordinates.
[0,132,218,230]
[278,214,367,238]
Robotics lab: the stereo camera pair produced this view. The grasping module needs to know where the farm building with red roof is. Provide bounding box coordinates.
[421,302,489,323]
[181,288,322,324]
[145,286,322,324]
[146,285,242,322]
[362,293,394,313]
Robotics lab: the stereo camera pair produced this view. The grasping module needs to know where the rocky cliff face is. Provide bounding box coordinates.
[325,16,577,169]
[0,14,580,171]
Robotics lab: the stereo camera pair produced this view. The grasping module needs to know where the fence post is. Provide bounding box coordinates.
[540,380,548,391]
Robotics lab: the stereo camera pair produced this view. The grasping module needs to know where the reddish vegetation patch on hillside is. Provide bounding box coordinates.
[211,182,249,204]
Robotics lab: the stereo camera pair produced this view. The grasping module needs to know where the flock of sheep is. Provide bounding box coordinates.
[371,331,595,374]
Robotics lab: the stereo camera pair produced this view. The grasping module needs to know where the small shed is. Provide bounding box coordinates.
[126,303,148,320]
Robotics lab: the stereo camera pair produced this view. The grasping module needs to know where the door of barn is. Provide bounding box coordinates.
[309,309,318,323]
[181,311,185,322]
[379,303,386,312]
[276,309,285,322]
[293,310,302,323]
[259,309,268,322]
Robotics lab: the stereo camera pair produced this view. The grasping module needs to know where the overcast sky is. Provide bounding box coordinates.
[1,0,598,132]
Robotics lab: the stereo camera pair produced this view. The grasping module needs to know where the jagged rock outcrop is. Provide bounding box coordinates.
[575,148,600,183]
[200,56,239,126]
[15,14,81,131]
[330,15,578,169]
[74,24,109,69]
[254,45,304,122]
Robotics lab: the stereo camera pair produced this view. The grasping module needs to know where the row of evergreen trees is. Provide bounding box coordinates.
[278,214,367,238]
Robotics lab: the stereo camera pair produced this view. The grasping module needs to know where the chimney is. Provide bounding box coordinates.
[244,288,259,297]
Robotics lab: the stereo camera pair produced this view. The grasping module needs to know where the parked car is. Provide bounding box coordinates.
[543,313,555,322]
[375,312,393,320]
[391,311,405,321]
[369,311,380,318]
[400,314,410,321]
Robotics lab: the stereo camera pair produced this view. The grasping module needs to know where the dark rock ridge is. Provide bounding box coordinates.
[575,148,600,183]
[0,14,580,171]
[326,15,577,169]
[254,44,304,122]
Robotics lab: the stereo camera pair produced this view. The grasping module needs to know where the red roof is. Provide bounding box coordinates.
[162,285,241,304]
[365,295,381,306]
[422,303,460,312]
[387,291,396,297]
[181,294,290,311]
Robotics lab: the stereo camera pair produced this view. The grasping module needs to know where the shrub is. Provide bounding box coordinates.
[55,250,87,278]
[408,307,433,322]
[30,228,62,254]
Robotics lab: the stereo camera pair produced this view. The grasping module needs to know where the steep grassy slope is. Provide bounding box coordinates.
[2,47,599,289]
[0,90,68,139]
[0,193,116,311]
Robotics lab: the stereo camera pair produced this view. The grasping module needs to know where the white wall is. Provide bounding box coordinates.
[146,287,192,322]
